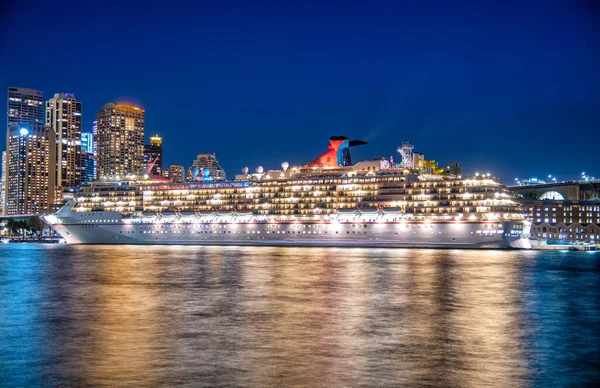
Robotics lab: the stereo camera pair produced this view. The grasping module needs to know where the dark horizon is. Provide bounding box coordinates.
[1,0,599,183]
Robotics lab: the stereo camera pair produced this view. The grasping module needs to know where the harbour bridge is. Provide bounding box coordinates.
[508,181,600,201]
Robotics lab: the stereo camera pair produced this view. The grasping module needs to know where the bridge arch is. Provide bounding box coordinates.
[539,191,565,200]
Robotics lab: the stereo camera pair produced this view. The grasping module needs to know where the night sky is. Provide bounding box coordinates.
[1,0,599,183]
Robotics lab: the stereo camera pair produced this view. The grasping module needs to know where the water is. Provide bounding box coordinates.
[0,245,599,387]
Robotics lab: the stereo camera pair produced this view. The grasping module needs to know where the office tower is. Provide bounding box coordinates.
[169,164,185,183]
[80,132,95,185]
[143,134,163,176]
[81,132,93,154]
[91,121,98,183]
[2,87,44,214]
[96,103,145,178]
[46,93,82,192]
[1,151,5,215]
[7,87,44,128]
[188,153,226,181]
[80,151,95,185]
[5,124,56,214]
[92,120,97,155]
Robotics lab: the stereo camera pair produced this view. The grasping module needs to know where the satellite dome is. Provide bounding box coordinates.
[242,166,249,174]
[281,161,289,171]
[256,166,264,174]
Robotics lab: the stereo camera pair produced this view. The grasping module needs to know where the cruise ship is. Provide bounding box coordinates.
[43,137,531,248]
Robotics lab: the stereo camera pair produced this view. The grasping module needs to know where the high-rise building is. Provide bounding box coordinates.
[5,124,56,214]
[80,132,95,185]
[169,164,185,183]
[188,153,226,181]
[7,87,44,128]
[143,134,163,176]
[1,151,5,215]
[81,132,93,154]
[96,103,145,178]
[5,87,55,214]
[46,93,82,193]
[81,151,95,186]
[91,121,98,184]
[92,120,97,155]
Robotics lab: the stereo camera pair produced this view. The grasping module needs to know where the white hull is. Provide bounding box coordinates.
[44,203,527,249]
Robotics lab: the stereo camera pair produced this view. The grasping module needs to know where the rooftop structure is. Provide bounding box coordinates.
[189,153,226,181]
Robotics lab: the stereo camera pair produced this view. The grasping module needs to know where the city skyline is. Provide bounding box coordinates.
[1,1,599,183]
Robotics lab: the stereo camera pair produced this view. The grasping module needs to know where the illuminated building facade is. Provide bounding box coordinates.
[143,135,163,177]
[0,151,5,215]
[7,87,44,128]
[5,87,51,214]
[46,93,82,193]
[529,199,600,243]
[189,153,226,181]
[96,103,145,178]
[92,120,97,155]
[81,132,96,185]
[5,124,56,214]
[81,150,95,185]
[169,164,185,183]
[81,132,93,154]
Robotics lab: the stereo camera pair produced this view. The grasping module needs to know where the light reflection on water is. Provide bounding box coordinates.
[0,245,599,387]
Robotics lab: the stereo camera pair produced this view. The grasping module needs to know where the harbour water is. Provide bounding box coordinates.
[1,245,599,387]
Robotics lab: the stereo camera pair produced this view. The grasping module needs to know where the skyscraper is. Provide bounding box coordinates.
[92,120,97,155]
[5,87,55,214]
[7,87,44,128]
[80,151,95,186]
[96,103,145,178]
[80,132,96,185]
[5,124,56,214]
[143,134,163,176]
[46,93,82,192]
[91,121,98,184]
[1,151,5,215]
[81,132,93,154]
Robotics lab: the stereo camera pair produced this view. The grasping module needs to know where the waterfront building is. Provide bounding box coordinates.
[5,124,56,214]
[188,153,226,181]
[529,199,600,243]
[5,87,54,214]
[169,164,185,183]
[96,103,145,178]
[46,93,82,194]
[143,134,163,177]
[0,151,5,215]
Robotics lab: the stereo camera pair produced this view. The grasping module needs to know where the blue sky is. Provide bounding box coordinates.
[1,0,599,182]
